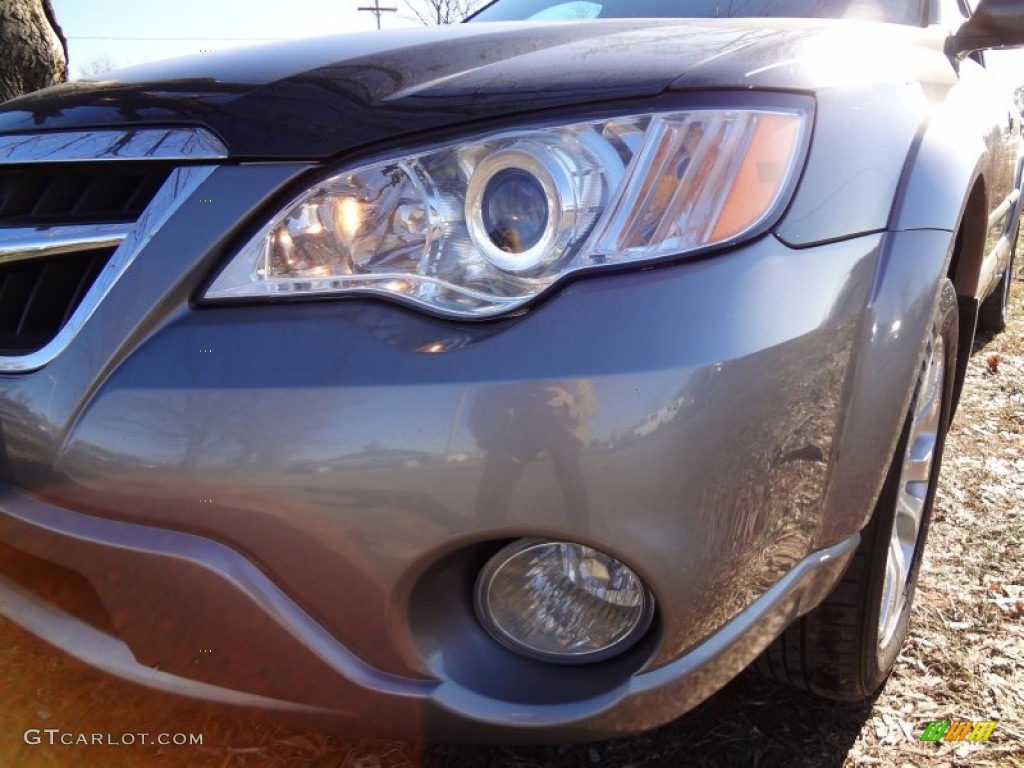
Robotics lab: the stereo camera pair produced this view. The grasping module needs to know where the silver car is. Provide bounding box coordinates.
[0,0,1021,742]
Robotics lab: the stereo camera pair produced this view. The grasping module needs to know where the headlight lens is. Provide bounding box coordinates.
[206,106,807,317]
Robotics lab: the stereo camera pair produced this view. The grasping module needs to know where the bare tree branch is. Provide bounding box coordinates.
[77,54,119,79]
[403,0,486,25]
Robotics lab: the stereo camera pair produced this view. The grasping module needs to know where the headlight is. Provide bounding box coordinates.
[206,105,808,318]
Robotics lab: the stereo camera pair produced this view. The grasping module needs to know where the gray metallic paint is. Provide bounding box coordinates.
[0,3,1021,741]
[814,228,960,546]
[0,480,858,739]
[24,219,882,679]
[1,155,891,699]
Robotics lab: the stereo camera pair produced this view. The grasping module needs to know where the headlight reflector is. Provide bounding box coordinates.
[206,106,807,317]
[475,538,654,663]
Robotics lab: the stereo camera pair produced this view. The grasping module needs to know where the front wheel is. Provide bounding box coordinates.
[757,279,958,700]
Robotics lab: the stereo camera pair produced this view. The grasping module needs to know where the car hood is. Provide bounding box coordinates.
[0,18,939,160]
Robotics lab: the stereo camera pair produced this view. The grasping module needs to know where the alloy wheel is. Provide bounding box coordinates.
[877,333,945,650]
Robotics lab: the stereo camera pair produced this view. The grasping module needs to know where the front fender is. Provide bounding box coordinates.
[815,228,955,547]
[889,109,988,236]
[775,82,930,247]
[812,73,1001,547]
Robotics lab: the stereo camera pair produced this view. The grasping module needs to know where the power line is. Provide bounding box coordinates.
[68,35,286,41]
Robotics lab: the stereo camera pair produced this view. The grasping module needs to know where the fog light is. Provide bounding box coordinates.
[475,539,654,663]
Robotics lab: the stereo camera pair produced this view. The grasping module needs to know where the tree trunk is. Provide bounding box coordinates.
[0,0,68,103]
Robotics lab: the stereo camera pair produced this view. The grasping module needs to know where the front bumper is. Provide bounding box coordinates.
[0,160,928,740]
[0,483,856,740]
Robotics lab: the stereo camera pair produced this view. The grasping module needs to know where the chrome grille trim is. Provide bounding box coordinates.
[0,223,133,266]
[0,127,227,371]
[0,128,228,165]
[0,165,217,373]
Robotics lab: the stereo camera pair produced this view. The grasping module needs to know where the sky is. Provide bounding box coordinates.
[50,0,421,77]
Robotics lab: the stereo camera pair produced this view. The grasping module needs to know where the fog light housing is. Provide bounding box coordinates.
[475,539,654,663]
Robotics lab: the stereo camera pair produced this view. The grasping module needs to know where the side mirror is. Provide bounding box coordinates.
[951,0,1024,56]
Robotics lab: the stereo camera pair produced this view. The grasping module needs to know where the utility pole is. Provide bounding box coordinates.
[358,0,398,29]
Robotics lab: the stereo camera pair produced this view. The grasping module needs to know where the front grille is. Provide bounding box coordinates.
[0,249,113,355]
[0,128,225,370]
[0,162,170,357]
[0,163,172,226]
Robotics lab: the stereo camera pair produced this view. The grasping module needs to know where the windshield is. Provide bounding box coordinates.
[469,0,925,26]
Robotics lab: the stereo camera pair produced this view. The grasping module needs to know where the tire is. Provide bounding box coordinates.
[978,215,1019,333]
[756,279,958,700]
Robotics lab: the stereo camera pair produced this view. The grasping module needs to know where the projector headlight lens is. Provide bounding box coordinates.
[481,168,550,255]
[206,105,808,318]
[475,539,654,663]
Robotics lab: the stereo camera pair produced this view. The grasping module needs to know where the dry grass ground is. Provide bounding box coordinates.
[1,239,1022,767]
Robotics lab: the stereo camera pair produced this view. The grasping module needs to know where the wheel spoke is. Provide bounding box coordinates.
[896,494,921,545]
[902,445,934,485]
[879,546,901,634]
[889,535,908,593]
